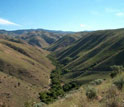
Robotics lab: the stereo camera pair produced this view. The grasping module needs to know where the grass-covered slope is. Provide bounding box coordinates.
[48,32,88,52]
[19,31,63,48]
[55,29,124,71]
[49,70,124,107]
[0,71,41,107]
[0,37,55,107]
[49,78,123,107]
[0,29,68,48]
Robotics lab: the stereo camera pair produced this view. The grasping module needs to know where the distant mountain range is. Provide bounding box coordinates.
[0,29,75,48]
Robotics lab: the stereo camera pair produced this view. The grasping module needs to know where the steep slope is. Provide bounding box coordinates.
[49,77,124,107]
[0,37,55,107]
[48,32,89,52]
[0,29,72,48]
[19,30,63,48]
[0,71,41,107]
[55,28,124,77]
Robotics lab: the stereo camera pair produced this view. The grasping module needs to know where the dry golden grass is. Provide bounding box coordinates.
[0,39,55,107]
[49,78,124,107]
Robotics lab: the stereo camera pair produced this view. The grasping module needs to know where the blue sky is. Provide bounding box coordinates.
[0,0,124,31]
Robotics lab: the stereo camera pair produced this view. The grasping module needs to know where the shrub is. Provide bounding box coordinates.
[78,95,89,107]
[39,91,55,104]
[113,75,124,90]
[90,79,103,85]
[110,72,117,78]
[106,100,120,107]
[62,68,71,74]
[61,57,72,65]
[105,87,120,107]
[111,65,124,72]
[39,65,65,104]
[85,86,97,99]
[63,82,78,92]
[40,55,79,104]
[39,92,49,103]
[24,100,34,107]
[110,65,124,78]
[33,102,46,107]
[63,84,72,92]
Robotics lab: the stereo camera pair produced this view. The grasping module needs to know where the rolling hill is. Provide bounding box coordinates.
[1,28,124,106]
[0,29,72,48]
[0,35,55,107]
[55,29,124,70]
[48,32,89,52]
[49,76,124,107]
[46,28,124,107]
[49,28,124,84]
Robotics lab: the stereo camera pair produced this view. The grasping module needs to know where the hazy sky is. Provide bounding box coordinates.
[0,0,124,31]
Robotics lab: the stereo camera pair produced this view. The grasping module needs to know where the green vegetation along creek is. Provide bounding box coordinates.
[39,55,79,104]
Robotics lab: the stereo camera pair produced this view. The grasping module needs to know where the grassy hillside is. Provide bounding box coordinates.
[1,28,124,106]
[0,71,42,107]
[0,37,55,107]
[55,29,124,71]
[49,77,124,107]
[46,28,124,86]
[48,32,88,52]
[18,31,63,48]
[0,29,70,48]
[49,69,124,107]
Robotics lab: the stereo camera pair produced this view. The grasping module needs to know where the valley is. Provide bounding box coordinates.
[0,28,124,107]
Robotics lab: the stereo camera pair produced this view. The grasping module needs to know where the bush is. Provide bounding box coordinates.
[39,66,65,104]
[33,102,46,107]
[62,68,71,74]
[113,75,124,90]
[110,72,117,78]
[61,57,72,65]
[63,82,78,92]
[86,86,97,99]
[90,79,103,85]
[24,100,34,107]
[110,65,124,78]
[39,92,50,104]
[111,65,124,72]
[40,55,79,104]
[105,87,120,107]
[106,100,120,107]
